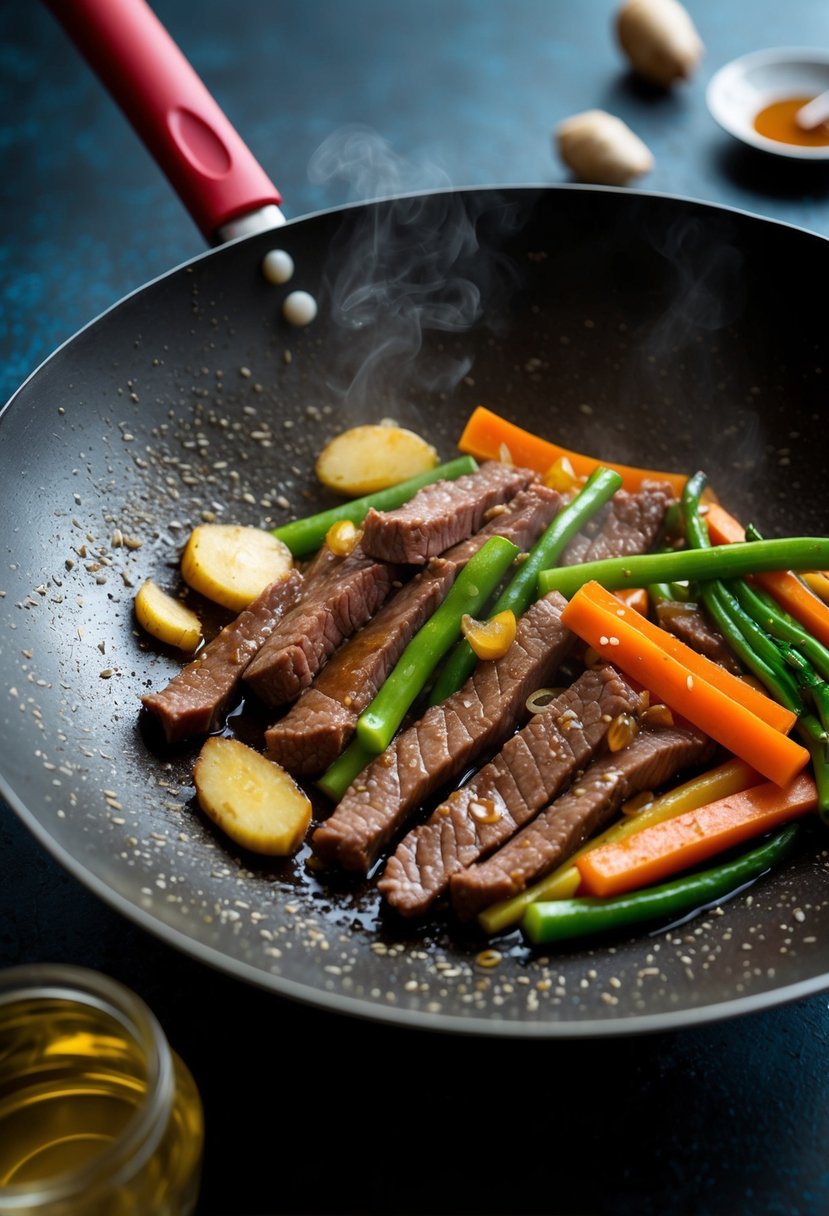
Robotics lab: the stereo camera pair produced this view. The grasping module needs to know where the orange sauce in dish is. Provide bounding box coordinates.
[753,96,829,147]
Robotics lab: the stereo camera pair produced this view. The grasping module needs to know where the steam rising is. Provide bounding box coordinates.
[308,126,521,415]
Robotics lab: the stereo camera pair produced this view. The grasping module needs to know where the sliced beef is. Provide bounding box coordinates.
[560,479,675,566]
[265,559,456,774]
[378,665,642,918]
[140,571,302,745]
[310,591,575,873]
[243,549,397,709]
[655,601,743,674]
[265,484,562,776]
[449,724,715,921]
[360,460,535,564]
[440,482,561,566]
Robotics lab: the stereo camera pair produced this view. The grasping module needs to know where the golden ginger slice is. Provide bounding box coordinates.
[134,578,203,652]
[315,422,438,496]
[193,737,311,856]
[181,524,293,613]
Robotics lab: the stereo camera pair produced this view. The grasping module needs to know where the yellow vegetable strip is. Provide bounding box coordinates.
[478,758,761,934]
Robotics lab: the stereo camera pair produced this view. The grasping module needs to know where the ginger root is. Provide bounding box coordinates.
[555,110,654,186]
[616,0,703,88]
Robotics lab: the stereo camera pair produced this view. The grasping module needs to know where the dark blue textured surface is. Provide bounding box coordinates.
[3,3,829,1213]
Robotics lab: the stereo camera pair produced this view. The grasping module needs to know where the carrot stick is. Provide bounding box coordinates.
[615,587,649,616]
[457,407,687,497]
[576,771,817,898]
[575,581,796,734]
[705,503,829,650]
[559,581,809,786]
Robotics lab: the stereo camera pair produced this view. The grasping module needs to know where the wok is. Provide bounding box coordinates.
[2,0,828,1038]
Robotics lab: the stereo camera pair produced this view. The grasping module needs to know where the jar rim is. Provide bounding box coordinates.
[0,963,175,1207]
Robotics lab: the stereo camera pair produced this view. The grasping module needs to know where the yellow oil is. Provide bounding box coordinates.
[0,995,203,1215]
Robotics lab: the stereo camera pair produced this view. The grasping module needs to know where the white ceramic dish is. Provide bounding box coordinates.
[706,47,829,159]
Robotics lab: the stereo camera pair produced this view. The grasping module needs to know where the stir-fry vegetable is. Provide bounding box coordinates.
[181,524,293,612]
[559,580,808,784]
[272,454,477,557]
[134,579,203,653]
[681,472,804,715]
[315,423,438,497]
[576,771,817,897]
[193,737,311,856]
[356,535,519,755]
[457,405,687,495]
[478,758,762,934]
[705,503,829,649]
[521,825,801,945]
[537,536,829,598]
[428,465,623,705]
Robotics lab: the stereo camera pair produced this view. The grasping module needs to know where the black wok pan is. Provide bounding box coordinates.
[2,0,828,1037]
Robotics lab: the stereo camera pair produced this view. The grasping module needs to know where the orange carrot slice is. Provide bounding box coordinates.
[705,502,829,650]
[576,771,817,897]
[559,581,809,786]
[457,407,687,497]
[615,587,650,616]
[572,581,796,734]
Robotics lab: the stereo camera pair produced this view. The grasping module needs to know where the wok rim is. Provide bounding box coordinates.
[3,180,829,1038]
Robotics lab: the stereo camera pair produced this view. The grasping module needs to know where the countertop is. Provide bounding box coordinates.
[2,3,829,1213]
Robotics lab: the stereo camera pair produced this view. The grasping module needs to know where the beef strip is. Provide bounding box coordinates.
[438,482,561,567]
[264,559,456,774]
[560,479,675,566]
[655,601,743,674]
[265,484,562,775]
[243,548,398,709]
[378,664,642,918]
[449,723,715,921]
[310,591,575,874]
[359,460,536,564]
[140,570,302,745]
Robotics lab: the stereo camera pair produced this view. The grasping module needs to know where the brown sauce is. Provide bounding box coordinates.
[753,96,829,147]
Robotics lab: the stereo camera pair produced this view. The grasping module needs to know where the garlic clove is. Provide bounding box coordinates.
[555,109,654,187]
[615,0,704,88]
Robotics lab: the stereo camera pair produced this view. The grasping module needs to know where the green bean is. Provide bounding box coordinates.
[356,535,519,755]
[780,646,829,735]
[316,738,374,803]
[705,582,803,714]
[271,456,478,557]
[728,579,829,683]
[680,475,803,713]
[796,716,829,821]
[427,466,623,706]
[521,825,800,945]
[536,537,829,598]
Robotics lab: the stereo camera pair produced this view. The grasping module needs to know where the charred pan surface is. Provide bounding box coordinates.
[656,601,743,674]
[378,665,641,919]
[359,460,536,564]
[264,485,561,776]
[140,570,302,745]
[243,549,398,709]
[310,591,575,874]
[560,480,675,566]
[450,724,715,922]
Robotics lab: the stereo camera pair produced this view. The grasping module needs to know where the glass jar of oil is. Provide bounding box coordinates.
[0,965,204,1216]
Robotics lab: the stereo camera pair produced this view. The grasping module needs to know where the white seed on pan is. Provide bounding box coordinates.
[555,109,654,186]
[615,0,703,88]
[261,248,295,284]
[282,290,318,326]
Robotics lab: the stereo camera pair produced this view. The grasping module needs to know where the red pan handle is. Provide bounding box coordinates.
[44,0,285,243]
